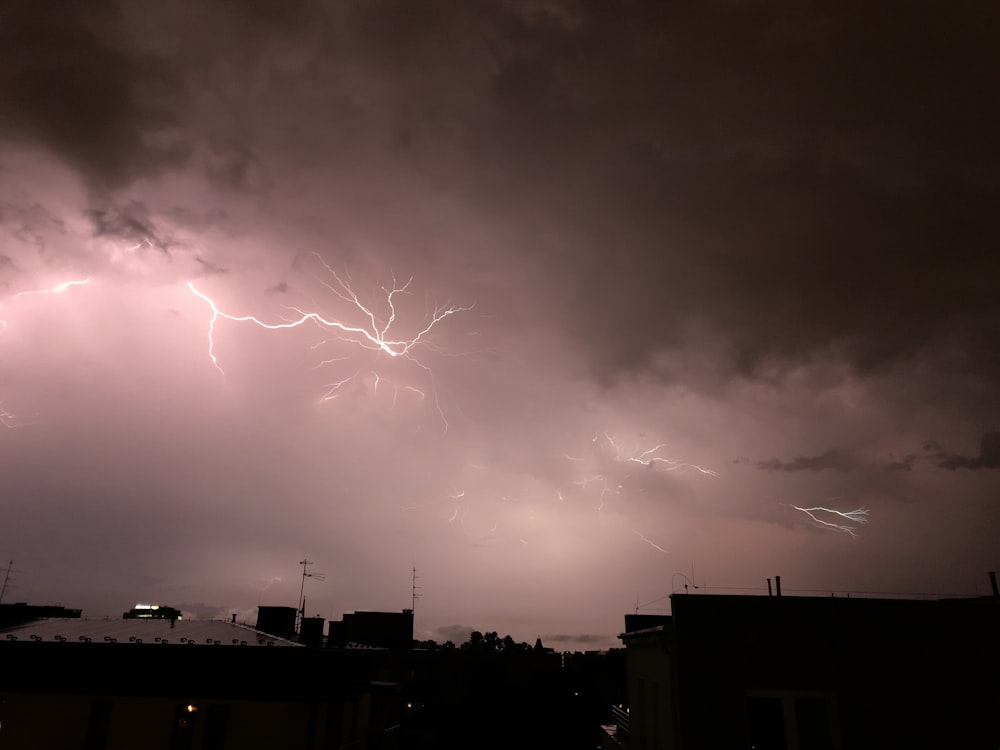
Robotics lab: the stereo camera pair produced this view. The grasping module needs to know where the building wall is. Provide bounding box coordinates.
[0,642,407,750]
[624,629,677,750]
[623,594,1000,750]
[0,692,332,750]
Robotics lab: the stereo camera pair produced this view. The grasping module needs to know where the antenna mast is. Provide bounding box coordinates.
[0,560,12,604]
[297,559,325,633]
[411,566,422,612]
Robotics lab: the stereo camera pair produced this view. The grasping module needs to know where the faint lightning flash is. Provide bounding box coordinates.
[1,277,92,426]
[2,277,92,328]
[790,505,869,537]
[629,528,670,554]
[1,405,27,429]
[10,278,91,300]
[572,474,621,512]
[561,431,716,556]
[188,262,473,429]
[601,432,719,476]
[254,575,283,605]
[567,432,718,512]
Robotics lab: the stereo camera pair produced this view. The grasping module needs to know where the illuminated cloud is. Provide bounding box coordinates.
[0,0,997,644]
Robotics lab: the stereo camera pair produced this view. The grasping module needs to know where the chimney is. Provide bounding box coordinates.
[766,578,772,597]
[775,575,782,597]
[989,571,999,598]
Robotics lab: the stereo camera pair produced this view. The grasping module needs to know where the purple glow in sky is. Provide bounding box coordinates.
[1,0,998,650]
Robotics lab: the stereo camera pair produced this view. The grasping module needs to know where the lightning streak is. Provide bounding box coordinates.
[187,264,473,429]
[567,432,717,512]
[602,433,718,476]
[629,528,669,554]
[1,277,92,426]
[10,278,91,300]
[791,505,869,537]
[562,431,717,555]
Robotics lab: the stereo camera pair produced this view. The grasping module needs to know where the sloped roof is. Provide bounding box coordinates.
[0,616,302,646]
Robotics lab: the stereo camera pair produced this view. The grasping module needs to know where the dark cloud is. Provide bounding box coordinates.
[176,602,228,620]
[757,450,858,473]
[937,432,1000,470]
[542,633,609,645]
[0,0,183,190]
[194,256,228,276]
[885,455,916,473]
[435,624,477,644]
[0,202,66,252]
[87,202,169,252]
[459,0,1000,377]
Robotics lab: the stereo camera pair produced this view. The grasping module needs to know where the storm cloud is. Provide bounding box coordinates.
[1,0,997,645]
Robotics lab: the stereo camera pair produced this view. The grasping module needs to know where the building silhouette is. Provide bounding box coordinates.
[618,585,1000,750]
[326,609,414,650]
[0,602,81,629]
[122,603,183,621]
[0,603,592,749]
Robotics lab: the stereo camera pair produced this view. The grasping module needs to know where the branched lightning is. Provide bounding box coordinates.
[600,432,719,476]
[561,431,717,555]
[187,259,473,430]
[568,432,718,512]
[790,504,870,537]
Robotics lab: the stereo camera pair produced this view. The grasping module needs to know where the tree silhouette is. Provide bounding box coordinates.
[460,630,532,653]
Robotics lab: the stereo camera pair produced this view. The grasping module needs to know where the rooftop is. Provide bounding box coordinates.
[0,616,301,646]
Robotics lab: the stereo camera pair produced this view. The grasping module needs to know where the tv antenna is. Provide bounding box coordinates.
[0,560,13,604]
[297,559,325,632]
[411,566,422,612]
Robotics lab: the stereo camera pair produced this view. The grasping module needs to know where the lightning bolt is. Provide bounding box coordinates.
[10,278,91,300]
[629,528,670,554]
[790,504,870,537]
[562,431,716,554]
[187,258,473,430]
[602,432,719,476]
[567,432,717,512]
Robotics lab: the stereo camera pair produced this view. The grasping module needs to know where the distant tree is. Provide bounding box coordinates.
[462,630,485,651]
[502,635,531,653]
[460,630,532,653]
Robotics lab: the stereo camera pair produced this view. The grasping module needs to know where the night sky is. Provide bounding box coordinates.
[1,0,998,650]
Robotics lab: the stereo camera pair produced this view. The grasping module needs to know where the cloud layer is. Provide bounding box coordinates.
[1,0,997,650]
